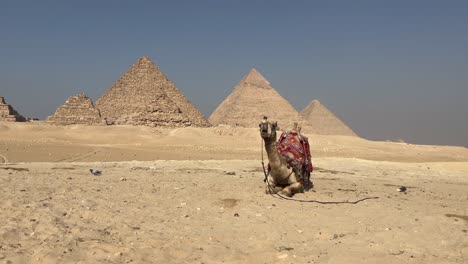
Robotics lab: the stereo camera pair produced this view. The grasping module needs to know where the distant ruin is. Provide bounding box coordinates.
[96,56,210,127]
[0,96,26,122]
[47,93,102,125]
[209,68,300,128]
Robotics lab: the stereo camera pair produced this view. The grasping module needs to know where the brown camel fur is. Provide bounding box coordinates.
[259,118,304,197]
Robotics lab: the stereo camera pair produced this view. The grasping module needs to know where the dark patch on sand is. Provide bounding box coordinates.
[0,167,29,172]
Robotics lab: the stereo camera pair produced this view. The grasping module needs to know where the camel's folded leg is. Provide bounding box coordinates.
[281,182,304,197]
[265,176,282,194]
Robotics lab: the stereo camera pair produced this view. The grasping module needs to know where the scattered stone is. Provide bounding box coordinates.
[397,186,407,192]
[120,177,127,181]
[277,246,294,251]
[277,253,288,259]
[225,171,236,175]
[47,93,102,125]
[89,169,102,176]
[234,213,239,217]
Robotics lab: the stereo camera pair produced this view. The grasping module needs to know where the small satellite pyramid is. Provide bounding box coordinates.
[0,96,26,122]
[96,56,210,127]
[300,100,357,136]
[47,93,102,125]
[209,68,299,128]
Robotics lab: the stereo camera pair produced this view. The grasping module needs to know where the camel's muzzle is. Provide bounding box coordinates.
[259,121,272,137]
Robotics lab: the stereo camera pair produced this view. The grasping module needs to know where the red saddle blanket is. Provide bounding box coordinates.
[276,130,313,184]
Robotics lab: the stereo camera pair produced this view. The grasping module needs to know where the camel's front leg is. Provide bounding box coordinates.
[281,182,304,197]
[265,175,282,194]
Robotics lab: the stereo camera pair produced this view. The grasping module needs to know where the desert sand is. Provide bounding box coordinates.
[1,122,467,263]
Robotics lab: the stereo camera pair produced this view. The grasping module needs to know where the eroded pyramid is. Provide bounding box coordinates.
[96,56,210,127]
[0,96,26,122]
[209,68,299,128]
[300,100,357,136]
[47,93,102,125]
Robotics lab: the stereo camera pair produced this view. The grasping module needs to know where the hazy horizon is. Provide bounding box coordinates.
[1,1,467,146]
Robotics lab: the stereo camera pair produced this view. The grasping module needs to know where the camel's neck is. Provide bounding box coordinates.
[263,136,284,169]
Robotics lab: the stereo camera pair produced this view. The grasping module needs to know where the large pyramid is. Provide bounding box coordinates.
[96,56,210,127]
[47,93,102,125]
[209,68,300,128]
[0,96,26,122]
[300,100,357,136]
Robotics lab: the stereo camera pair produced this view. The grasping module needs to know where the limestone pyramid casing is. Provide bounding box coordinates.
[300,100,357,136]
[209,68,300,128]
[0,96,26,122]
[47,93,102,125]
[95,56,210,127]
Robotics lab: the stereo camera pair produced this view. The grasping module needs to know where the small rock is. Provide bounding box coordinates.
[120,177,127,181]
[277,246,294,251]
[255,213,262,217]
[277,253,288,259]
[225,171,236,175]
[234,213,239,217]
[114,252,123,257]
[396,186,407,192]
[297,230,303,234]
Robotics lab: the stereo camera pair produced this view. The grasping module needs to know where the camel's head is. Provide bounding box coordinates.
[259,116,278,140]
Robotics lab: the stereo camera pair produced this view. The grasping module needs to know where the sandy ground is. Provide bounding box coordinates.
[0,122,467,263]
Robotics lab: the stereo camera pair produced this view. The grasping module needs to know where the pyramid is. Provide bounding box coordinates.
[47,93,102,125]
[0,96,26,122]
[209,68,300,128]
[300,100,357,136]
[96,56,210,127]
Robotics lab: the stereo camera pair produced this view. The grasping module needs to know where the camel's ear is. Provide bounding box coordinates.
[272,122,278,130]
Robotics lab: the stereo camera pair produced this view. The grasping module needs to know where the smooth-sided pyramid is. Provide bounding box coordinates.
[0,96,26,122]
[300,100,357,136]
[47,93,102,125]
[96,56,210,127]
[209,68,299,128]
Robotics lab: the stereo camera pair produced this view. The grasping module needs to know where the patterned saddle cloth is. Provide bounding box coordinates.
[276,130,314,188]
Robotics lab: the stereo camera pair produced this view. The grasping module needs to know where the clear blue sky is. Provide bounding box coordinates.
[1,0,467,146]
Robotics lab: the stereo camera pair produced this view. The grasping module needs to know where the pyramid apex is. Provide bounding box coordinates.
[309,99,321,107]
[136,55,155,64]
[241,68,270,88]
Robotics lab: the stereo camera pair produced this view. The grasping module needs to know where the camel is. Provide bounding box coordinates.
[259,117,311,197]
